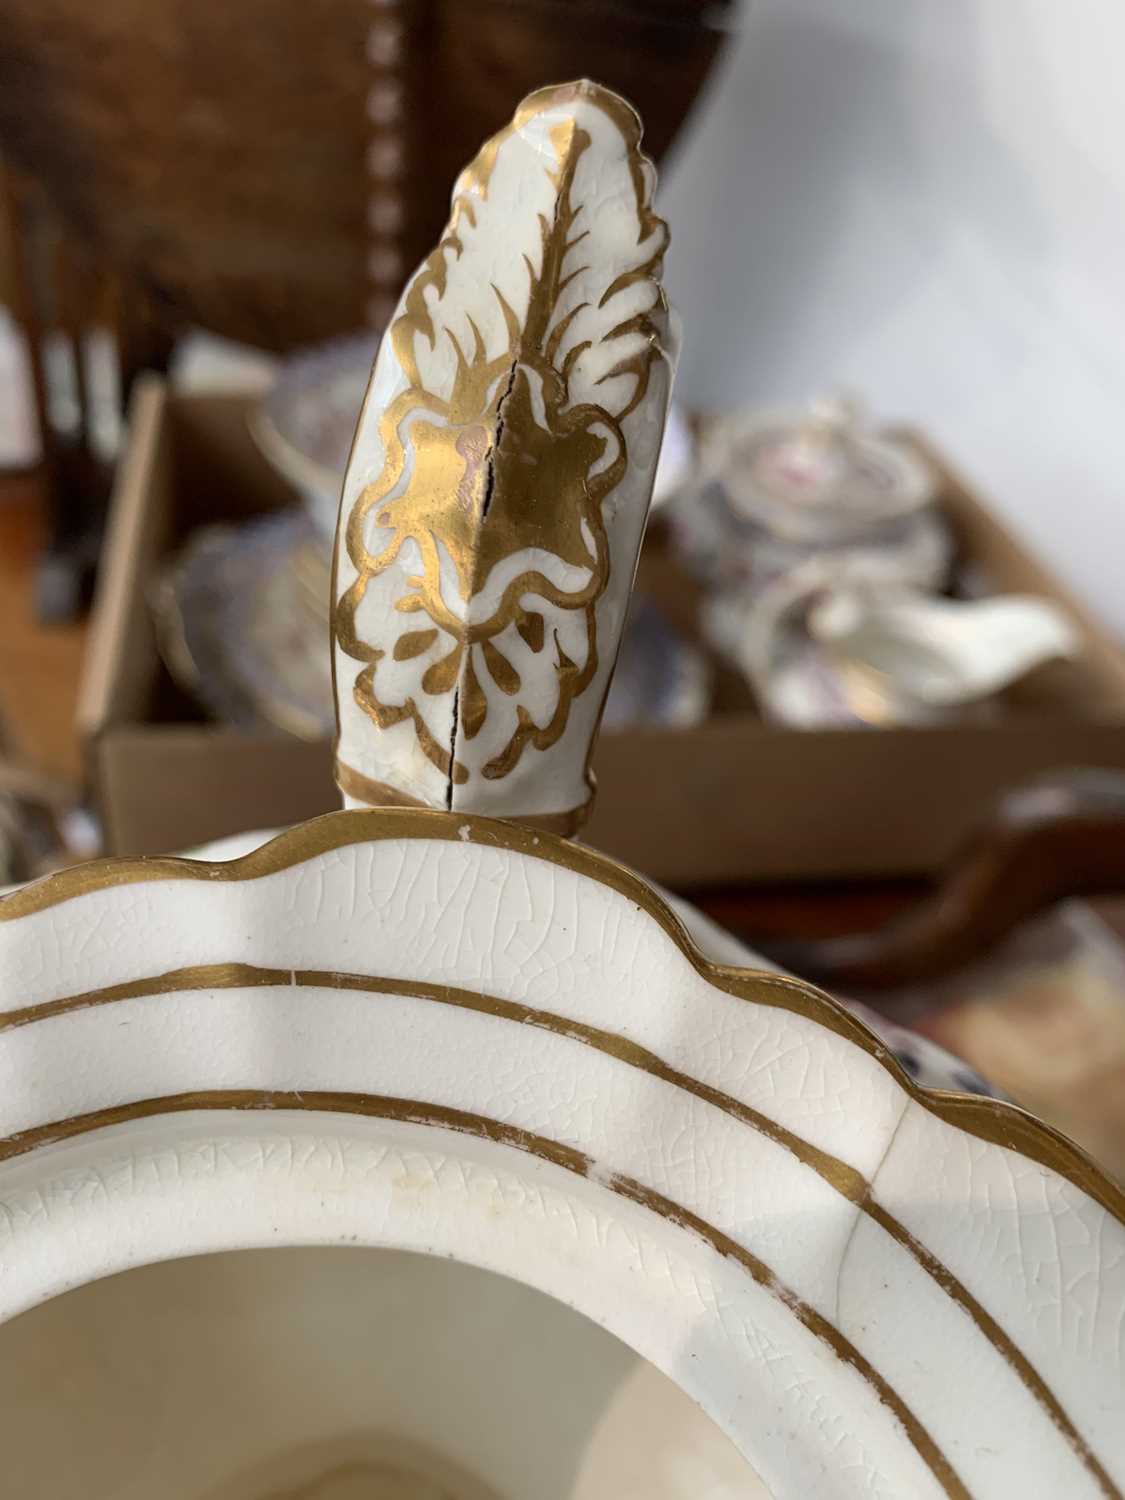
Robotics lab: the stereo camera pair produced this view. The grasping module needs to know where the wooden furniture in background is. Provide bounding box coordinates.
[0,0,735,612]
[755,770,1125,989]
[0,470,86,780]
[0,163,177,619]
[0,0,736,352]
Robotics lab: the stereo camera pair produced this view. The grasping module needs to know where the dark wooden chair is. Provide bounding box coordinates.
[0,0,736,615]
[1,164,175,619]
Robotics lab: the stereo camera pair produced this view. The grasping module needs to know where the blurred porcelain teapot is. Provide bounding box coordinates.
[808,587,1081,722]
[711,573,1083,729]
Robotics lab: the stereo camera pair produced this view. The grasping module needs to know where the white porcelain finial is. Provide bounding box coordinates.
[331,80,678,832]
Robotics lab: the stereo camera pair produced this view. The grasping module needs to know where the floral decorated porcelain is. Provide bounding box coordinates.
[703,396,936,544]
[331,82,678,828]
[673,397,949,596]
[252,335,694,543]
[0,82,1123,1500]
[679,397,1081,728]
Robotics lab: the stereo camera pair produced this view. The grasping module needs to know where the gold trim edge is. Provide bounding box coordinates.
[1,805,1122,1228]
[334,760,592,836]
[1,1088,969,1499]
[0,960,1109,1493]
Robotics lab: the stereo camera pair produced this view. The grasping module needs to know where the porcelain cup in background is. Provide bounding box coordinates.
[675,395,1084,728]
[712,395,936,545]
[672,395,947,594]
[252,334,382,541]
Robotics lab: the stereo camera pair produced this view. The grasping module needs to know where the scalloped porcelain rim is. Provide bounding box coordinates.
[1,805,1120,1225]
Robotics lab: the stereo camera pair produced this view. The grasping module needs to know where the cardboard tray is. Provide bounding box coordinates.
[79,377,1125,885]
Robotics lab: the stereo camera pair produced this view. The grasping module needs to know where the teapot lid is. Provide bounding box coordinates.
[705,395,935,545]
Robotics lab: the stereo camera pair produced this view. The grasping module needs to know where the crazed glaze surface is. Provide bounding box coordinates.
[331,82,677,826]
[0,810,1122,1499]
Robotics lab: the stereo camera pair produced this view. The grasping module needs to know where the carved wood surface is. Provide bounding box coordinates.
[0,0,731,349]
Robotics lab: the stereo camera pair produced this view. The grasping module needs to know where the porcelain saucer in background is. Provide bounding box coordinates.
[152,509,336,740]
[602,594,711,733]
[253,334,381,538]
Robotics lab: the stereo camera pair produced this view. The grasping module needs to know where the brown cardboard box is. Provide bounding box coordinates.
[79,377,1125,885]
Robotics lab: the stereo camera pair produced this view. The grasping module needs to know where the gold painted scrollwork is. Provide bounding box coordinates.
[333,83,670,788]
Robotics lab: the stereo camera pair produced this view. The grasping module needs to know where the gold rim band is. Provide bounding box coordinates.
[1,807,1119,1224]
[2,959,1114,1497]
[333,761,592,837]
[2,1088,970,1499]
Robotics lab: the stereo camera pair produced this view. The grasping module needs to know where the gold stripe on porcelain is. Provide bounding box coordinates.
[0,805,1121,1226]
[0,958,1115,1497]
[331,81,671,804]
[334,760,592,835]
[0,1089,969,1500]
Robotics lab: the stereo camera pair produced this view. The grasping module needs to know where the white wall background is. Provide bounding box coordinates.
[659,0,1125,637]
